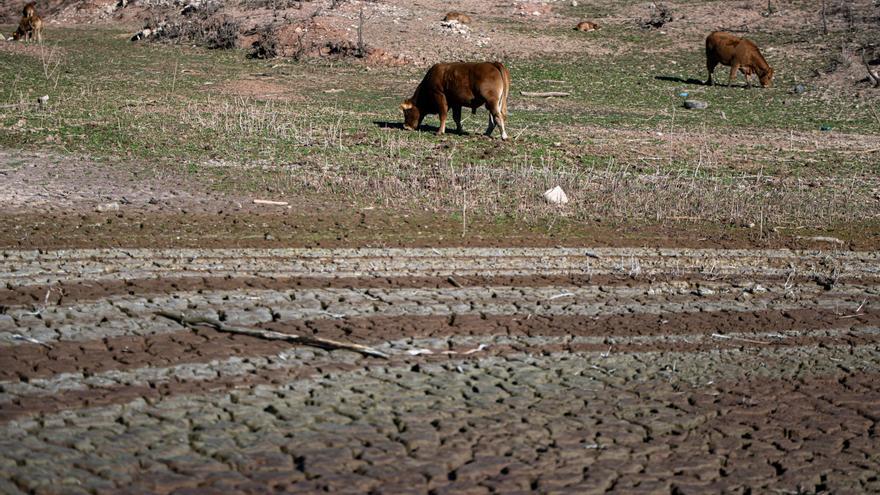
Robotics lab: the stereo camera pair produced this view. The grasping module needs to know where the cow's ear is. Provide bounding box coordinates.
[400,101,413,110]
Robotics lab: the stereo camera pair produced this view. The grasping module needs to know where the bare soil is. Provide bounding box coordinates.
[1,247,879,493]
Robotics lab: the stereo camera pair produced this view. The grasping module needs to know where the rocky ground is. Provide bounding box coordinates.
[1,246,879,493]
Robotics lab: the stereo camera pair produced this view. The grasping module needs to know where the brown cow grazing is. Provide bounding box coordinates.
[575,21,600,32]
[705,31,773,88]
[12,1,43,42]
[12,14,42,42]
[400,61,510,140]
[443,12,472,24]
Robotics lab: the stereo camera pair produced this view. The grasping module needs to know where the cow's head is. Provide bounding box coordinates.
[759,67,774,88]
[399,99,420,131]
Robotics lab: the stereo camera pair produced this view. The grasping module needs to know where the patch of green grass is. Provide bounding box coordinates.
[1,23,878,227]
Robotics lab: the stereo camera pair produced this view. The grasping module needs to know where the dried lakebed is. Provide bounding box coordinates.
[1,247,879,494]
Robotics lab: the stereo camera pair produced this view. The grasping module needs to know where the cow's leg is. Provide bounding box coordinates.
[706,59,717,86]
[436,94,448,135]
[484,103,496,137]
[487,99,508,141]
[728,63,739,87]
[452,106,464,135]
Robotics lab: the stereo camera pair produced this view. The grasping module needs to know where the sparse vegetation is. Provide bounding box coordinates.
[1,0,879,243]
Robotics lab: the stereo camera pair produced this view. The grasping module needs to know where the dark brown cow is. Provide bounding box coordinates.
[12,1,42,42]
[705,31,773,88]
[400,61,510,140]
[12,14,42,42]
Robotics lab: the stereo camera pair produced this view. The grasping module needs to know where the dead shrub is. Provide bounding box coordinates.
[640,3,672,29]
[141,4,239,49]
[202,15,239,49]
[247,25,278,59]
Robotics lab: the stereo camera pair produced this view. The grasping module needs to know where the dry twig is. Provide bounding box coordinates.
[157,311,390,358]
[711,333,771,345]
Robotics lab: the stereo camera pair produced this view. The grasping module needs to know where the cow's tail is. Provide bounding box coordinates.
[491,61,510,119]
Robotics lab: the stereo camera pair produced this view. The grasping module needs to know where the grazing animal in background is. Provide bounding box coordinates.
[12,15,43,42]
[443,12,472,24]
[575,21,600,32]
[400,61,510,140]
[705,31,773,88]
[12,1,43,42]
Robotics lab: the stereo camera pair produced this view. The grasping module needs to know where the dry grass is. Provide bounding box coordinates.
[232,144,879,228]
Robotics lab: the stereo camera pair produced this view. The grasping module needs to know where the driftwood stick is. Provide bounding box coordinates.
[520,91,571,97]
[711,333,771,345]
[157,311,390,359]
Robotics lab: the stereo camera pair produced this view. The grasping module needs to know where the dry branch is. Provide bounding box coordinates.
[156,311,390,358]
[520,91,571,97]
[711,333,771,345]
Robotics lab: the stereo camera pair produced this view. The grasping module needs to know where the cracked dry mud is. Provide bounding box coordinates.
[1,247,879,494]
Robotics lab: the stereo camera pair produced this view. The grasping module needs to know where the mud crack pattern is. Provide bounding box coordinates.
[1,247,879,494]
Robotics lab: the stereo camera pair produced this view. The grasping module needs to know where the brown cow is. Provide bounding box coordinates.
[400,61,510,140]
[443,12,472,24]
[12,14,42,42]
[705,31,773,88]
[575,21,600,32]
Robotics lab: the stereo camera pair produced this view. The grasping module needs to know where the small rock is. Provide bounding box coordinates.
[542,185,569,205]
[695,287,715,296]
[683,100,708,110]
[264,233,275,241]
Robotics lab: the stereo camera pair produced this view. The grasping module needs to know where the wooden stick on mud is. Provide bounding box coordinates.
[156,311,390,359]
[711,333,771,345]
[520,91,571,98]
